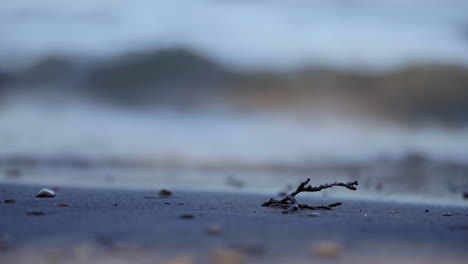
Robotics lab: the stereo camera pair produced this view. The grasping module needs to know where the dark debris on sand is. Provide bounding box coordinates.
[180,214,194,219]
[26,211,45,216]
[262,178,358,214]
[159,189,172,196]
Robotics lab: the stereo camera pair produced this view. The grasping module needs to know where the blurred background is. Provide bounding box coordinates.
[1,0,468,201]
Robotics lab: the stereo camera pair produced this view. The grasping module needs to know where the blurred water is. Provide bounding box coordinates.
[1,97,467,166]
[1,0,468,71]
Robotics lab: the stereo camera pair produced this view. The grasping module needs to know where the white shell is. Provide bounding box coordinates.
[35,188,55,198]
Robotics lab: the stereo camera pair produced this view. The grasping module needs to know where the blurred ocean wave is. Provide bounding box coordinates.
[1,93,467,166]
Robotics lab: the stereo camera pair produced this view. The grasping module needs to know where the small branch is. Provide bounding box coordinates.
[262,178,358,214]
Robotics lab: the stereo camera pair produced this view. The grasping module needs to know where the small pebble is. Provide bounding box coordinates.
[388,211,400,214]
[442,213,453,216]
[159,189,172,196]
[4,199,15,203]
[113,203,118,206]
[180,214,194,219]
[425,210,429,213]
[55,203,70,207]
[35,188,55,198]
[27,211,45,216]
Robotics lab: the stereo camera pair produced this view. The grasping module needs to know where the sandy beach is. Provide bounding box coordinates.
[1,183,467,264]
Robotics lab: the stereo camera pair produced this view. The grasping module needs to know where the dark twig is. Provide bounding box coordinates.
[262,178,358,214]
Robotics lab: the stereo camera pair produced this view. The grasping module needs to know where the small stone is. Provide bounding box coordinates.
[425,209,429,213]
[180,214,194,219]
[164,202,171,205]
[55,203,70,207]
[113,203,118,206]
[206,225,223,236]
[308,212,321,217]
[27,211,45,216]
[159,189,172,196]
[35,188,55,198]
[442,213,453,216]
[463,192,468,199]
[388,211,400,214]
[209,249,245,264]
[4,199,15,203]
[313,241,342,258]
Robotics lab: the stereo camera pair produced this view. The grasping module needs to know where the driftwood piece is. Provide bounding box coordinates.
[262,178,358,214]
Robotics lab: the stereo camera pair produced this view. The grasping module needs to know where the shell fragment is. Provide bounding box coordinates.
[35,188,56,198]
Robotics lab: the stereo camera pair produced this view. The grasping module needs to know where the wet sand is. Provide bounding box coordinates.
[1,183,467,264]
